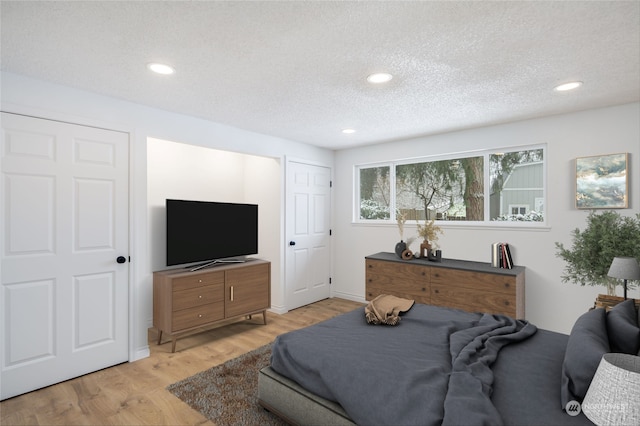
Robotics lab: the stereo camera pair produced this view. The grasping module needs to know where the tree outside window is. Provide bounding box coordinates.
[395,156,484,221]
[359,166,390,219]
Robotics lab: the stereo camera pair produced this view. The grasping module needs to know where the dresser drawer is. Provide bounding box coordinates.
[172,301,225,331]
[366,272,430,299]
[431,284,516,317]
[172,271,225,292]
[367,285,430,305]
[173,283,224,311]
[366,259,428,281]
[365,283,386,301]
[430,268,515,295]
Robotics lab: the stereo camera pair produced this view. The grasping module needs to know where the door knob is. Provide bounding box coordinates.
[289,241,296,246]
[116,256,127,264]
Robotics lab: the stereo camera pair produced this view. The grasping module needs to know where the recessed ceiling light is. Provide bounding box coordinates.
[554,81,583,92]
[342,128,356,134]
[147,63,175,75]
[366,73,393,84]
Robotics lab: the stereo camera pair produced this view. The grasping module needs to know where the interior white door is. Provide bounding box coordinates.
[285,161,331,310]
[0,112,129,400]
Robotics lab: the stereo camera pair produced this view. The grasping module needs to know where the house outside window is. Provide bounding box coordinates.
[356,146,545,225]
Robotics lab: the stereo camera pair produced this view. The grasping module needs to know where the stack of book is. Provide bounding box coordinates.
[491,242,514,269]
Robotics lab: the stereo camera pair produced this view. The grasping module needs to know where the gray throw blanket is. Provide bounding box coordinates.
[271,304,537,426]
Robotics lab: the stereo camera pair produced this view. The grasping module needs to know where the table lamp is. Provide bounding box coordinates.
[582,353,640,425]
[607,256,640,300]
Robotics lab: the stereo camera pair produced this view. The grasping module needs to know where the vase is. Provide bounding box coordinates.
[395,240,406,258]
[420,240,431,258]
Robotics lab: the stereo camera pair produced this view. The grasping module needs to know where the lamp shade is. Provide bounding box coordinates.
[582,353,640,425]
[607,257,640,280]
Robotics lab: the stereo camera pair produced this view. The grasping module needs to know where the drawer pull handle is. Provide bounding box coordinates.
[198,314,203,318]
[230,286,234,302]
[198,295,202,299]
[198,279,202,283]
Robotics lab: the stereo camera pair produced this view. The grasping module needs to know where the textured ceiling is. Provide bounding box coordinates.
[1,1,639,150]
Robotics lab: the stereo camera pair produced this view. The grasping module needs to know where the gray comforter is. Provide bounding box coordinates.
[270,303,537,426]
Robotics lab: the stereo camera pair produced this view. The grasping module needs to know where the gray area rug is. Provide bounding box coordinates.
[167,343,286,425]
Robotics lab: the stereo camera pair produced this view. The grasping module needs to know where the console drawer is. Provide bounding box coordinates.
[172,271,225,292]
[172,302,225,331]
[173,283,224,311]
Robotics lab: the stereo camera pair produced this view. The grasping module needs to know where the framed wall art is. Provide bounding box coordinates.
[575,152,628,209]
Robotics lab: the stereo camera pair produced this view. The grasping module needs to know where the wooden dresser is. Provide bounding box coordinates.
[153,259,270,352]
[365,252,525,318]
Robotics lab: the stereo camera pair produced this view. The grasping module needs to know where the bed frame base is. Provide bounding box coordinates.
[258,366,355,425]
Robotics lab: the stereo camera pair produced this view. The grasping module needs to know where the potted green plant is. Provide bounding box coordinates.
[555,211,640,297]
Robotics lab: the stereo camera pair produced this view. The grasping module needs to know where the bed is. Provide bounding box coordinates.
[258,297,640,425]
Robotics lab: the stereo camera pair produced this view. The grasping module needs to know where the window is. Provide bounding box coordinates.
[490,149,544,222]
[509,205,528,215]
[396,156,484,221]
[358,165,391,220]
[356,146,545,225]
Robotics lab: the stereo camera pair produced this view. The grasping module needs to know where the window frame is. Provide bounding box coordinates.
[354,144,547,228]
[355,161,394,223]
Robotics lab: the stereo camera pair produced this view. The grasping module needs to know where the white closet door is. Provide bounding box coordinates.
[285,160,331,310]
[1,112,129,400]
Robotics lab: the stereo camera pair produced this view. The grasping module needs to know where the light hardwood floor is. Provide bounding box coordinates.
[1,298,363,425]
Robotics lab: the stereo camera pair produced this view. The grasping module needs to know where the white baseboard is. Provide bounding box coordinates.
[269,304,288,315]
[331,291,366,304]
[130,346,150,362]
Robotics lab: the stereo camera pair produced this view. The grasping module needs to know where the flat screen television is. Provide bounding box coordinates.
[166,199,258,268]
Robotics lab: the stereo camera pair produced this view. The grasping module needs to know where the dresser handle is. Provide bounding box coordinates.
[198,279,202,283]
[230,286,234,302]
[198,295,202,299]
[198,314,203,318]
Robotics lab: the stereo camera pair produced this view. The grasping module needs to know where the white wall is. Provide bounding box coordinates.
[147,138,283,310]
[333,102,640,334]
[1,71,333,360]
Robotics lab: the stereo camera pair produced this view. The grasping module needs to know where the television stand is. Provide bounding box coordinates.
[153,260,271,352]
[189,258,246,272]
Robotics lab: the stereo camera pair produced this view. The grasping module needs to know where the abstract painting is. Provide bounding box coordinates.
[576,153,628,209]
